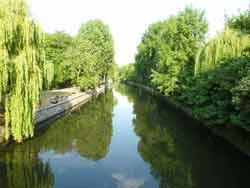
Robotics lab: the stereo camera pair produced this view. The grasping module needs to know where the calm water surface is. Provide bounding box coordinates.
[1,85,250,188]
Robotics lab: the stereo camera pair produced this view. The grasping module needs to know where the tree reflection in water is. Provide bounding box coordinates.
[34,90,116,160]
[2,86,250,188]
[0,90,116,188]
[117,84,193,188]
[0,148,54,188]
[116,84,250,188]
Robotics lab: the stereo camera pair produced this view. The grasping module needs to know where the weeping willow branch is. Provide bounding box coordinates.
[0,0,45,142]
[195,28,250,75]
[43,62,54,90]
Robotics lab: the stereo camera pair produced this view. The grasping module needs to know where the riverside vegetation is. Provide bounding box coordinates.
[119,7,250,129]
[1,1,250,187]
[0,0,249,143]
[0,0,115,142]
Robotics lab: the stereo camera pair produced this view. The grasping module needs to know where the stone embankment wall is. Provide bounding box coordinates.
[36,86,105,126]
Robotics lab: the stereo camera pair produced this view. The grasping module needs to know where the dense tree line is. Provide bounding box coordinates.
[45,20,115,90]
[120,7,250,128]
[0,0,115,142]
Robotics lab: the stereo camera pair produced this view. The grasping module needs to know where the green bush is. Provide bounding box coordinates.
[179,57,250,126]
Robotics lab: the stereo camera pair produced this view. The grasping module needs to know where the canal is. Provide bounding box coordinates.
[0,84,250,188]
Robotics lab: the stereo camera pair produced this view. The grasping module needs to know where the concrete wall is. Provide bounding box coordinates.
[36,86,105,125]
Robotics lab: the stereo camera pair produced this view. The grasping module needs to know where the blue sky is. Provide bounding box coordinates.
[30,0,249,65]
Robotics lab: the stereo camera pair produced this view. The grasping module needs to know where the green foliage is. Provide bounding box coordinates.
[188,9,250,127]
[0,90,115,188]
[44,32,73,87]
[36,91,115,160]
[134,7,208,95]
[123,7,250,128]
[109,63,119,81]
[231,72,250,126]
[0,148,54,188]
[0,4,114,143]
[78,20,115,82]
[63,39,99,90]
[195,28,249,74]
[43,62,54,90]
[118,64,136,81]
[226,8,250,34]
[134,21,163,84]
[180,57,250,126]
[44,21,115,90]
[116,85,194,188]
[0,0,46,142]
[61,20,115,90]
[152,7,208,96]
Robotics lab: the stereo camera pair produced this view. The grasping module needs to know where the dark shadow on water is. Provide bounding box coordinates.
[116,84,250,188]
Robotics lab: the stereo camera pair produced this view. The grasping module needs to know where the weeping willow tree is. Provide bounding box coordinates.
[43,62,54,90]
[195,28,249,75]
[0,148,54,188]
[0,0,45,142]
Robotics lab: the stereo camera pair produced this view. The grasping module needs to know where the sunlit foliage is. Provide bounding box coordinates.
[134,7,208,95]
[0,0,46,142]
[59,20,115,90]
[180,56,250,126]
[121,7,250,128]
[118,64,136,81]
[0,1,115,143]
[78,20,115,82]
[43,62,54,90]
[195,28,249,74]
[226,8,250,34]
[44,32,73,87]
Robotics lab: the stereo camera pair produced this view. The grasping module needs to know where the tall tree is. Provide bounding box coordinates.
[134,22,163,85]
[63,39,99,90]
[59,20,115,90]
[0,0,45,142]
[134,7,208,95]
[77,20,115,83]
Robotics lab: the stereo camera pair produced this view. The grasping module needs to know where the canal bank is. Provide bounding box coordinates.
[123,81,250,157]
[0,85,106,144]
[1,84,250,188]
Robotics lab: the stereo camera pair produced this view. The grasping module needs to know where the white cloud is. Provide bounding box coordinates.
[29,0,249,65]
[112,173,145,188]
